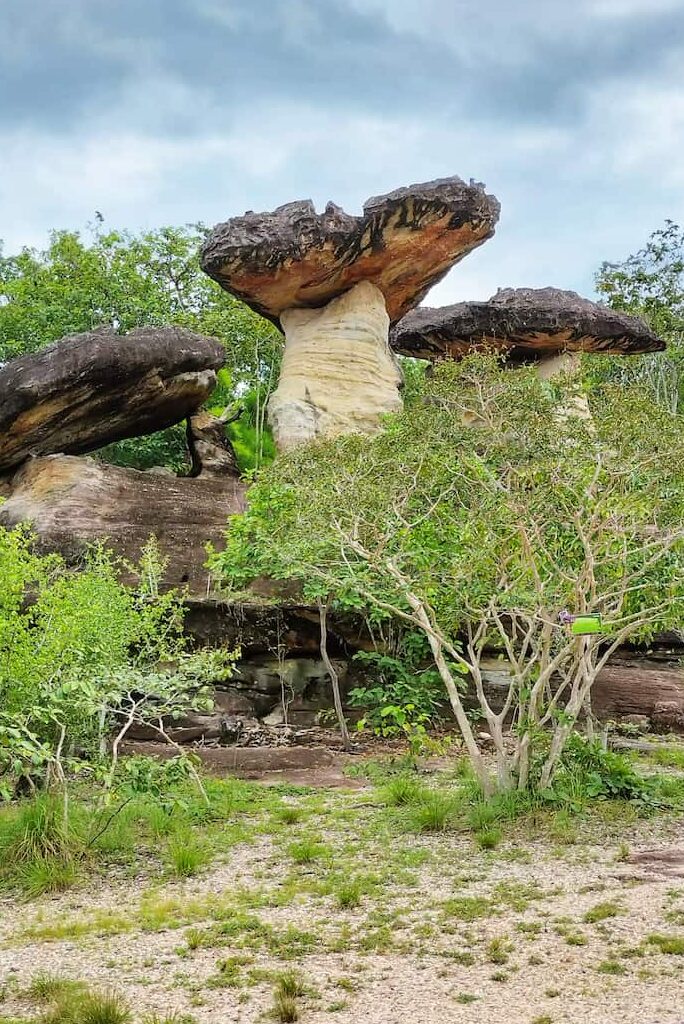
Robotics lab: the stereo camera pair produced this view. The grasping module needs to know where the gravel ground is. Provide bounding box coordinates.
[1,792,683,1023]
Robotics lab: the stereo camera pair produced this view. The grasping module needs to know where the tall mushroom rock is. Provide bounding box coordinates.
[391,287,664,366]
[200,176,500,449]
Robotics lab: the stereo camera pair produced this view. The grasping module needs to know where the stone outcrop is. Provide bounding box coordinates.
[466,644,684,735]
[391,287,664,363]
[0,326,225,473]
[0,455,245,592]
[592,651,684,732]
[200,176,500,449]
[200,176,500,325]
[267,281,403,449]
[186,410,240,477]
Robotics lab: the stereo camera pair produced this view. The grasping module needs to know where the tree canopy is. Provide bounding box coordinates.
[213,359,684,793]
[595,220,684,411]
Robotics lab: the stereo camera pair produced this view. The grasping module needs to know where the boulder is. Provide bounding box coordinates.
[186,410,240,477]
[593,659,684,732]
[0,455,245,593]
[0,325,225,473]
[652,701,684,733]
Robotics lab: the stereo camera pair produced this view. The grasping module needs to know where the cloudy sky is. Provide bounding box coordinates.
[2,0,683,304]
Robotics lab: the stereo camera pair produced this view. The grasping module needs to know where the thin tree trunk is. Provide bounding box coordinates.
[407,598,493,797]
[317,597,352,752]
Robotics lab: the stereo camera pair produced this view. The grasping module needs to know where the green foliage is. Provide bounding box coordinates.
[647,933,684,955]
[0,527,236,837]
[544,736,655,808]
[213,358,684,793]
[583,900,623,924]
[349,633,448,738]
[165,832,212,877]
[96,425,191,476]
[595,220,684,411]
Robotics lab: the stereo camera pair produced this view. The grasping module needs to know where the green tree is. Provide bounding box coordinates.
[212,359,684,796]
[0,528,235,802]
[0,223,281,471]
[595,220,684,411]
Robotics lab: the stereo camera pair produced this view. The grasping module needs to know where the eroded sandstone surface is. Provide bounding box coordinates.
[268,281,403,449]
[200,176,500,325]
[0,455,245,592]
[0,325,225,472]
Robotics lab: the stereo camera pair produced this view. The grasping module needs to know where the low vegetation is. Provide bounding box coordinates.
[0,748,681,1018]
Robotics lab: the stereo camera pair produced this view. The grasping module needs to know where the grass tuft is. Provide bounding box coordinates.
[335,881,363,909]
[407,792,459,833]
[165,833,211,878]
[381,778,426,807]
[475,827,502,850]
[647,933,684,955]
[41,988,132,1024]
[287,839,328,865]
[16,857,79,898]
[596,960,627,975]
[583,901,622,924]
[271,970,305,1022]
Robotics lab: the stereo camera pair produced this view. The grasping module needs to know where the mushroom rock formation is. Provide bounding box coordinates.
[201,177,500,449]
[391,287,664,365]
[0,326,226,473]
[0,455,246,593]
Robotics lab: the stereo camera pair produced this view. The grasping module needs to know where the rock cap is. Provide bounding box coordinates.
[200,176,500,325]
[390,287,665,361]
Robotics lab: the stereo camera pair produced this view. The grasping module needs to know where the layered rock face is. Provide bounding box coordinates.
[268,281,402,449]
[0,326,225,473]
[0,456,245,592]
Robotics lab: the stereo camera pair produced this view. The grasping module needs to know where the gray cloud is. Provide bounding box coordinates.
[2,0,683,137]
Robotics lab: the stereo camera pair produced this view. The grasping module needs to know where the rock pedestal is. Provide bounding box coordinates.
[268,282,402,448]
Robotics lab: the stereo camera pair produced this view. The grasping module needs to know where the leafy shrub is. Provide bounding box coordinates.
[349,635,448,739]
[543,736,655,807]
[0,529,237,798]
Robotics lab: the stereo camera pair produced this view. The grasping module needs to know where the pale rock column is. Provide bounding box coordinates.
[268,280,403,450]
[534,351,592,421]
